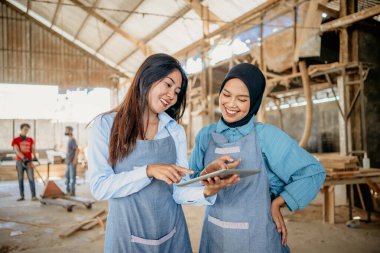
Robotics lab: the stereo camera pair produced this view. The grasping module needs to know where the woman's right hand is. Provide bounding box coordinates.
[202,175,240,197]
[146,164,194,185]
[200,155,240,176]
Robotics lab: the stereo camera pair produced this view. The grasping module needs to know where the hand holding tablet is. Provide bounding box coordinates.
[176,168,260,187]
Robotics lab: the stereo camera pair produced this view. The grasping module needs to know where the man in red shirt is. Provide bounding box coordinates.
[11,123,37,201]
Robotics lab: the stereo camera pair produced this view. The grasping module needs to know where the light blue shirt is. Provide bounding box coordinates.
[189,116,326,211]
[88,111,214,206]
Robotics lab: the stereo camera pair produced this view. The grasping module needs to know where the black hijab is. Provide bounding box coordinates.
[219,63,266,128]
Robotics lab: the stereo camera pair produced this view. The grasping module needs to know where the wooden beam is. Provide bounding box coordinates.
[50,0,62,28]
[96,0,144,53]
[317,2,339,18]
[185,0,224,25]
[174,0,282,59]
[69,0,151,55]
[117,5,191,66]
[321,4,380,32]
[144,6,191,43]
[269,82,333,98]
[73,0,100,39]
[26,0,31,14]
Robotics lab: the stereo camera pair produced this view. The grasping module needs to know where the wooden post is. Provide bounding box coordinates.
[320,4,380,32]
[259,15,265,70]
[292,0,297,74]
[338,0,350,155]
[201,4,213,124]
[322,185,335,224]
[299,61,313,148]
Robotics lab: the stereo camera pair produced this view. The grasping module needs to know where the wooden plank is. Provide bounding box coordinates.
[324,175,380,186]
[321,5,380,32]
[81,212,107,231]
[59,209,106,238]
[322,162,358,169]
[62,195,95,209]
[40,198,77,212]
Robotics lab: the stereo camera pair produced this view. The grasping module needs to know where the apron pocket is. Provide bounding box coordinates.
[207,215,250,252]
[131,227,176,246]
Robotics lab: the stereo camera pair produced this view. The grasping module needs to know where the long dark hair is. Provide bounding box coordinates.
[108,53,188,167]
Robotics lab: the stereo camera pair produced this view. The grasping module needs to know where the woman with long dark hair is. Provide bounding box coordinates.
[88,54,237,252]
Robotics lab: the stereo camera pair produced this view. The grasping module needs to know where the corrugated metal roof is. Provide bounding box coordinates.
[98,33,135,63]
[6,0,285,76]
[207,0,267,22]
[122,0,187,40]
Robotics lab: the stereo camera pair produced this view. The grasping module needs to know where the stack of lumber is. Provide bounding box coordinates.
[314,154,359,178]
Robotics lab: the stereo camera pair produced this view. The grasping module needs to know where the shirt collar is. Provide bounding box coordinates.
[157,112,175,133]
[216,116,255,136]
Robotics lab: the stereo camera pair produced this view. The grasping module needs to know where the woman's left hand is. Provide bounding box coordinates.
[201,175,240,197]
[271,196,287,246]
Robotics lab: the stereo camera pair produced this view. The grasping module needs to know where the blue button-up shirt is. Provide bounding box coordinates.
[189,116,326,211]
[88,112,214,206]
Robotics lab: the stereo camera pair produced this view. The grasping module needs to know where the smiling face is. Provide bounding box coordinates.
[147,69,182,114]
[219,78,250,123]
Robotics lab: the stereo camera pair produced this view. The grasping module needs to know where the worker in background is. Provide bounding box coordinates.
[65,126,78,196]
[11,123,37,201]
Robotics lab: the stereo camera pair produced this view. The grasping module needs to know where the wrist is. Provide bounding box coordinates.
[272,196,285,207]
[203,187,216,198]
[146,165,155,178]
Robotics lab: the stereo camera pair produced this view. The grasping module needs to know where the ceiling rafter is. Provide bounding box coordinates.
[95,0,145,53]
[117,5,192,66]
[50,0,62,28]
[26,0,31,14]
[73,0,100,40]
[69,0,151,55]
[185,0,224,25]
[173,0,282,59]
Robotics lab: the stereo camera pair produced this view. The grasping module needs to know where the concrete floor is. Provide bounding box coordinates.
[0,179,380,253]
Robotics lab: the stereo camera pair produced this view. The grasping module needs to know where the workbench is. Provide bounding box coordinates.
[321,168,380,224]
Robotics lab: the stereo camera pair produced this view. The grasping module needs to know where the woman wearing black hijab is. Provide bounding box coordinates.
[189,63,326,252]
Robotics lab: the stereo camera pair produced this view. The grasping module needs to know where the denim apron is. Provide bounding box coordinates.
[105,133,192,253]
[199,126,290,253]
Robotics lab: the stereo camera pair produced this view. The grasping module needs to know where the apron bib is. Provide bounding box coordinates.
[199,126,290,253]
[105,132,192,253]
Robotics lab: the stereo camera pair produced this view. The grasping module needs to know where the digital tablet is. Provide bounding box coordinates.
[176,169,260,187]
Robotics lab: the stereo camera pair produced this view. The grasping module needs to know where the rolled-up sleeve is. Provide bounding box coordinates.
[88,115,152,200]
[258,124,326,211]
[172,125,216,206]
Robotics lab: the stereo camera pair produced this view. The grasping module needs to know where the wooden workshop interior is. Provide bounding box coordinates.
[0,0,379,252]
